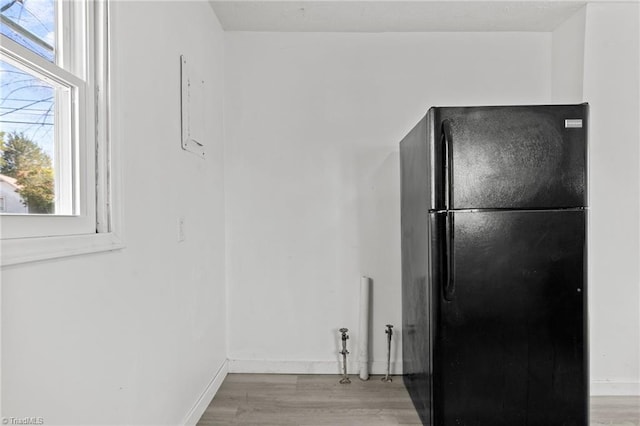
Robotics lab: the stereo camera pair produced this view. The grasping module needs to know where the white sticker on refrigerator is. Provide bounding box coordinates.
[565,119,583,128]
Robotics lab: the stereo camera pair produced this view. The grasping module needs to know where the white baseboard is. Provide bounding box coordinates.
[228,359,402,375]
[591,381,640,396]
[182,359,229,426]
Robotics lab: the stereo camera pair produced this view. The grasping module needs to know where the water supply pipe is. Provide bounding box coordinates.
[339,328,351,384]
[382,324,393,382]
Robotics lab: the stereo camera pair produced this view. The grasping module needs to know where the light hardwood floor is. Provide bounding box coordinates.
[197,374,640,425]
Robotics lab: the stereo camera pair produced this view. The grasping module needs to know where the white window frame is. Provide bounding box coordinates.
[0,0,122,266]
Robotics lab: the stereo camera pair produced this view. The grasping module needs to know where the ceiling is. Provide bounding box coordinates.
[208,1,589,32]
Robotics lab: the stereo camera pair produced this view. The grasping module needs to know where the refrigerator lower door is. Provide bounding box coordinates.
[435,209,587,426]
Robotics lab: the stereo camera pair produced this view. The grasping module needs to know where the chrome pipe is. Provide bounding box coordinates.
[382,324,393,382]
[339,328,351,384]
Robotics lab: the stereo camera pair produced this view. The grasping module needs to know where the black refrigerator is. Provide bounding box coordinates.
[400,104,588,426]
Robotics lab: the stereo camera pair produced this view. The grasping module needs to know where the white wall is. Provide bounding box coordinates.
[224,32,552,374]
[1,2,227,424]
[582,2,640,396]
[552,6,586,103]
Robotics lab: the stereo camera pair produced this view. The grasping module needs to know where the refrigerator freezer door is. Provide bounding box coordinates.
[436,104,587,210]
[435,210,587,426]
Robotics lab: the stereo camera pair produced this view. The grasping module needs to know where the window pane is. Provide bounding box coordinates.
[0,0,55,62]
[0,58,71,215]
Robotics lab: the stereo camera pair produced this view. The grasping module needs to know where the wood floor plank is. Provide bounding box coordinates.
[197,374,639,425]
[590,396,640,426]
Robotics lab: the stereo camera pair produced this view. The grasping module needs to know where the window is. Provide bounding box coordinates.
[0,0,121,265]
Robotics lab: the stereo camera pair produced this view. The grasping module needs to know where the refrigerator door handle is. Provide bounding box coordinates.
[444,211,455,301]
[442,120,453,210]
[442,120,455,301]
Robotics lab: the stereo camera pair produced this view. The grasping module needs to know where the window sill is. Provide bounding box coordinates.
[1,232,124,267]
